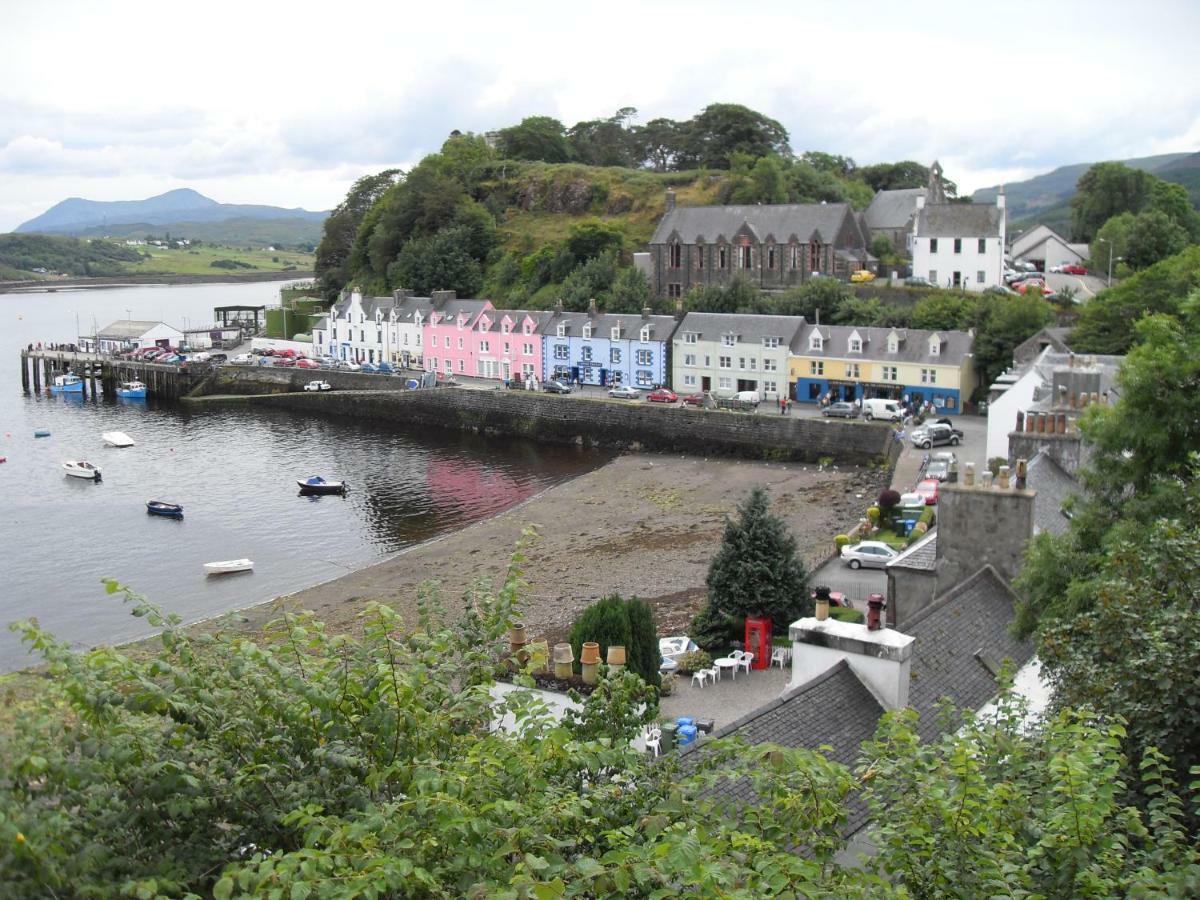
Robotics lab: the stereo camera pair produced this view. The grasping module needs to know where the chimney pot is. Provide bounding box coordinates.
[1015,410,1024,432]
[981,470,994,489]
[1015,458,1028,490]
[998,465,1011,489]
[867,594,885,631]
[587,298,597,316]
[1057,412,1068,434]
[665,189,676,212]
[1090,392,1099,405]
[674,298,684,320]
[642,306,651,319]
[964,461,976,486]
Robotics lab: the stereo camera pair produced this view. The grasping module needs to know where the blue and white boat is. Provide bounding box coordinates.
[297,476,349,495]
[146,500,184,519]
[49,374,83,394]
[116,380,147,399]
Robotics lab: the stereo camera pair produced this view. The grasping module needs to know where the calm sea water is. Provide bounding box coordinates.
[0,281,608,671]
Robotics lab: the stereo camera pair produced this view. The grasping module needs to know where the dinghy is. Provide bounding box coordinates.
[297,476,349,495]
[63,460,102,481]
[49,374,83,394]
[102,431,135,448]
[204,558,253,575]
[146,500,183,519]
[34,429,50,438]
[116,380,147,399]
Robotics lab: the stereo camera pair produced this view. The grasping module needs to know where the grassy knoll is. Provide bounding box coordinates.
[127,243,314,275]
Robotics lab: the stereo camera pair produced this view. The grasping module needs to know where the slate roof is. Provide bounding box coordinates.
[485,309,547,334]
[429,298,491,324]
[864,188,925,231]
[538,310,680,341]
[651,202,858,246]
[312,316,329,331]
[887,528,937,572]
[97,320,175,338]
[916,203,1003,238]
[793,323,974,366]
[1026,451,1078,536]
[673,311,806,345]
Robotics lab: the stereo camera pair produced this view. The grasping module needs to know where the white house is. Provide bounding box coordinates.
[1009,224,1088,273]
[911,193,1006,291]
[318,289,435,366]
[671,312,804,400]
[83,320,184,354]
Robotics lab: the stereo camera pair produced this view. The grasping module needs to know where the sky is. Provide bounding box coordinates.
[1,0,1197,232]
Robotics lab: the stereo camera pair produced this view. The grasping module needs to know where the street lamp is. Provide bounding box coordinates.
[126,308,132,354]
[1096,238,1121,288]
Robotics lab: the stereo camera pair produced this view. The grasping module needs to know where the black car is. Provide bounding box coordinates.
[542,379,572,394]
[910,422,964,449]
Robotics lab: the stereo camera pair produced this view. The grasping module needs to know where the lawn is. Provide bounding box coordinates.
[128,244,314,276]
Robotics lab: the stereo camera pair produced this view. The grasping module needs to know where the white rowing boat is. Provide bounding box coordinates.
[63,460,102,481]
[102,431,135,448]
[203,558,254,575]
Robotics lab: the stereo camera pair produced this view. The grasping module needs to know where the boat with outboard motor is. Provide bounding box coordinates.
[297,476,349,495]
[116,380,147,399]
[63,460,102,481]
[204,558,253,575]
[49,374,83,394]
[146,500,184,519]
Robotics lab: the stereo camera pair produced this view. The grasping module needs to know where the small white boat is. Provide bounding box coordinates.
[63,460,102,481]
[102,431,135,448]
[204,558,254,575]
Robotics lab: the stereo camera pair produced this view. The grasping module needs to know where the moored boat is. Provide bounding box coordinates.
[297,476,349,495]
[204,558,253,575]
[63,460,102,481]
[102,431,135,448]
[146,500,184,519]
[34,429,51,438]
[49,374,83,394]
[116,380,147,399]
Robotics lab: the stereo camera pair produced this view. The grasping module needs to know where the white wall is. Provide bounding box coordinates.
[251,337,314,355]
[912,236,1003,291]
[986,365,1042,459]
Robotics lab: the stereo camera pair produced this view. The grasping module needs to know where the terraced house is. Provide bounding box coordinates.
[789,324,976,412]
[422,293,494,379]
[540,301,677,388]
[315,288,433,366]
[671,312,805,402]
[472,308,546,383]
[649,191,872,299]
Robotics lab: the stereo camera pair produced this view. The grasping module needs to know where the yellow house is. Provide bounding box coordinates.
[788,325,976,413]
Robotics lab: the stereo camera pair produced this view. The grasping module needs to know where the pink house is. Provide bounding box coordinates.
[422,294,493,379]
[478,309,547,384]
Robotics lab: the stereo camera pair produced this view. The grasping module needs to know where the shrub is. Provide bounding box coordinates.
[658,673,678,696]
[834,533,850,551]
[829,606,865,624]
[568,594,659,686]
[689,600,739,652]
[987,456,1007,477]
[878,489,901,510]
[624,596,661,687]
[675,650,712,674]
[866,506,880,524]
[918,506,935,527]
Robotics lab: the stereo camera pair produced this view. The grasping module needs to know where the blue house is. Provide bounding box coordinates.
[539,302,678,389]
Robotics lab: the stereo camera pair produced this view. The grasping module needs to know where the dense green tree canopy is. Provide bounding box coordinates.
[677,103,791,170]
[497,116,571,163]
[1124,209,1190,269]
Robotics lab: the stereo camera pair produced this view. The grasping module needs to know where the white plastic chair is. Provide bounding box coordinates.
[736,651,753,674]
[691,669,708,688]
[645,727,662,757]
[771,647,789,670]
[703,666,720,685]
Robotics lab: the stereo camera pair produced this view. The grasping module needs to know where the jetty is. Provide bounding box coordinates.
[18,348,210,401]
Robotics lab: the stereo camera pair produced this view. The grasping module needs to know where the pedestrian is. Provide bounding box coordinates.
[786,397,792,415]
[779,396,786,415]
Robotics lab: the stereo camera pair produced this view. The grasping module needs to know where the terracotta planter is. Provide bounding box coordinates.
[509,623,527,645]
[580,641,601,665]
[553,642,574,679]
[606,645,626,667]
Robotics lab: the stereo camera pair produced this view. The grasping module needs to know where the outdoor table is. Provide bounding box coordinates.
[714,657,739,680]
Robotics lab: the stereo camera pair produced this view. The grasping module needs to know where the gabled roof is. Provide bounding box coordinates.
[792,323,974,366]
[97,320,175,338]
[887,527,937,572]
[429,298,491,325]
[487,309,547,334]
[651,202,859,246]
[539,310,681,340]
[674,311,806,345]
[916,203,1003,238]
[312,316,329,331]
[1026,452,1079,536]
[864,188,925,231]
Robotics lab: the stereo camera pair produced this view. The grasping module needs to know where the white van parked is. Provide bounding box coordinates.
[735,390,760,406]
[862,398,902,421]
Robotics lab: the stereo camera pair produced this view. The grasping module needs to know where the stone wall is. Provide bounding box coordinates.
[218,380,895,465]
[934,481,1035,595]
[1008,431,1087,476]
[211,365,417,395]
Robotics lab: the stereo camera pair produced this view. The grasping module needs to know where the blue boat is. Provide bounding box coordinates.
[49,374,83,394]
[297,476,348,495]
[117,380,147,399]
[146,500,184,519]
[34,429,51,438]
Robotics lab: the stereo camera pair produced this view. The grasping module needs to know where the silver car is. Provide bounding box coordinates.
[841,541,899,570]
[608,385,640,400]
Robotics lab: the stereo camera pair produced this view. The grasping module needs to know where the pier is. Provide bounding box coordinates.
[18,349,210,400]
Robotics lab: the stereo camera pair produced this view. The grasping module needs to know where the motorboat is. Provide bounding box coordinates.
[63,460,102,481]
[49,374,83,394]
[102,431,135,448]
[116,380,147,399]
[34,429,51,438]
[297,476,349,495]
[204,559,253,575]
[146,500,184,519]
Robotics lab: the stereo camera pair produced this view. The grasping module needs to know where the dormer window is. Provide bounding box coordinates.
[849,337,861,353]
[582,324,592,340]
[523,322,532,335]
[809,333,823,351]
[683,332,698,344]
[611,326,621,340]
[640,326,651,342]
[722,334,737,347]
[556,322,566,338]
[929,336,941,356]
[502,320,511,334]
[887,336,898,353]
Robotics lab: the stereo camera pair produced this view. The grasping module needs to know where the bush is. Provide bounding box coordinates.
[878,489,901,510]
[918,506,935,527]
[866,506,880,524]
[834,533,850,552]
[624,597,661,687]
[568,593,659,686]
[829,606,865,624]
[689,600,739,652]
[658,673,678,696]
[675,650,712,675]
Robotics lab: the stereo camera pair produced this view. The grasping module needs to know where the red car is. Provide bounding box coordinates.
[916,478,940,505]
[273,357,297,367]
[295,358,320,369]
[1062,263,1087,276]
[682,392,707,406]
[647,388,678,403]
[1015,280,1048,295]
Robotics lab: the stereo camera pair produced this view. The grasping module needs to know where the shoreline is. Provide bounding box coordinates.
[0,271,313,293]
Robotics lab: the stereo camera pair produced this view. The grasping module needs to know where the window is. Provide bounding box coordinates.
[953,238,962,254]
[640,326,651,342]
[636,349,653,365]
[683,332,697,344]
[581,346,592,361]
[522,363,534,377]
[683,374,697,387]
[479,340,490,353]
[930,238,939,253]
[669,242,682,268]
[739,245,752,269]
[556,323,567,338]
[457,337,463,350]
[524,323,533,335]
[848,363,861,378]
[763,380,777,393]
[882,366,898,381]
[429,357,437,370]
[849,337,861,353]
[977,270,986,284]
[415,333,421,346]
[722,334,737,347]
[503,342,510,354]
[718,376,733,390]
[719,356,732,369]
[684,353,696,366]
[748,358,757,371]
[762,336,780,348]
[809,243,820,272]
[704,355,711,367]
[809,334,823,351]
[928,270,937,284]
[502,321,511,334]
[635,370,653,386]
[668,283,682,298]
[403,333,409,346]
[523,342,533,355]
[767,247,775,270]
[887,336,898,353]
[697,247,704,269]
[582,324,592,339]
[377,328,382,343]
[332,325,337,340]
[978,238,986,254]
[610,347,621,364]
[611,327,621,340]
[554,344,569,360]
[763,358,778,372]
[791,246,800,270]
[810,361,824,375]
[718,246,728,269]
[458,360,465,373]
[921,368,938,384]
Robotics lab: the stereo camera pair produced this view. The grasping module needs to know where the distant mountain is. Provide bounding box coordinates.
[1154,151,1200,205]
[14,189,328,241]
[66,216,326,249]
[969,151,1195,236]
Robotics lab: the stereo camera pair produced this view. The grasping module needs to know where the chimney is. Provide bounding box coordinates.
[392,288,413,301]
[554,299,563,316]
[588,298,598,317]
[788,614,914,710]
[814,307,820,326]
[1015,457,1028,490]
[915,195,926,211]
[431,290,456,307]
[642,306,651,320]
[997,185,1006,211]
[674,298,684,320]
[963,461,975,486]
[665,190,676,212]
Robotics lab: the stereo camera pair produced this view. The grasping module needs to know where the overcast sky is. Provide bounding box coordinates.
[1,0,1197,232]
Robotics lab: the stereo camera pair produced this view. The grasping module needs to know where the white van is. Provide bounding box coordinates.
[735,390,760,406]
[862,398,902,421]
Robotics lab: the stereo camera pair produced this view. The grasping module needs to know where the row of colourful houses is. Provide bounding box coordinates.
[312,289,977,410]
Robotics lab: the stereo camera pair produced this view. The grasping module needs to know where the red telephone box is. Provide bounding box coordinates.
[744,617,773,670]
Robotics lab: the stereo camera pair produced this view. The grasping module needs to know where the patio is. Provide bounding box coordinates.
[660,661,792,732]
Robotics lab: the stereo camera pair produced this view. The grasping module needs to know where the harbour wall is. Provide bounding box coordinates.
[203,368,897,465]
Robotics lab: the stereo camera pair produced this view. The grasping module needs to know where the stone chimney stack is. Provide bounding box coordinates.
[665,190,676,213]
[934,465,1035,596]
[554,299,564,316]
[392,288,414,301]
[431,290,456,307]
[587,297,598,317]
[789,616,915,710]
[674,298,684,320]
[642,306,651,320]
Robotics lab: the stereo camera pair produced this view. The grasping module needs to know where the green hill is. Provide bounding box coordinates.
[66,216,324,249]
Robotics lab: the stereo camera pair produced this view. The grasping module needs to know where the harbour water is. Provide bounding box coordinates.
[0,281,609,671]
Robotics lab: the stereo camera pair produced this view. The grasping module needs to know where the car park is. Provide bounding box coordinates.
[916,478,940,505]
[608,385,641,400]
[303,380,332,392]
[646,387,678,403]
[910,422,963,449]
[1062,263,1088,275]
[542,379,572,394]
[841,540,899,570]
[822,401,859,419]
[850,269,875,283]
[232,353,254,364]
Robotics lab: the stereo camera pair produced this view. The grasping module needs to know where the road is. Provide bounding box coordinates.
[1044,271,1108,300]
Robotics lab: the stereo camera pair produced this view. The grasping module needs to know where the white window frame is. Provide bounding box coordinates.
[683,332,698,344]
[684,353,696,366]
[718,355,732,369]
[683,374,697,387]
[611,326,621,340]
[762,336,780,349]
[640,326,651,342]
[809,334,823,351]
[722,334,737,347]
[582,324,592,340]
[557,323,567,338]
[810,361,824,376]
[718,376,733,390]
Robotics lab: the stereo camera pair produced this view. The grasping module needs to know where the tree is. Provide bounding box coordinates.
[388,226,483,296]
[497,116,570,163]
[633,116,687,171]
[801,151,857,177]
[1070,162,1156,242]
[679,103,790,170]
[970,293,1054,389]
[910,291,980,331]
[565,220,624,263]
[770,278,851,319]
[703,487,810,626]
[565,112,637,168]
[685,275,769,314]
[568,594,660,687]
[1089,211,1135,272]
[1124,210,1189,270]
[313,168,401,298]
[607,266,652,313]
[860,160,929,192]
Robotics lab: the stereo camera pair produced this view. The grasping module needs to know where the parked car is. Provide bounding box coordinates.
[208,353,228,363]
[1062,263,1088,275]
[274,356,297,367]
[542,379,572,394]
[841,540,899,570]
[910,422,963,449]
[916,478,940,505]
[377,362,395,374]
[1015,280,1050,295]
[850,269,875,283]
[681,392,707,406]
[296,358,320,369]
[646,388,678,403]
[904,275,932,287]
[360,362,379,373]
[277,349,298,358]
[924,458,951,482]
[232,353,254,364]
[822,401,859,419]
[608,385,641,400]
[189,352,211,363]
[983,284,1019,297]
[863,398,902,421]
[1048,263,1065,274]
[343,362,362,372]
[303,380,332,392]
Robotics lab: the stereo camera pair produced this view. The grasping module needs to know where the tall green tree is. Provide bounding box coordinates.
[910,291,980,331]
[969,293,1054,388]
[860,160,930,192]
[1124,209,1190,270]
[1070,162,1157,242]
[678,103,790,170]
[313,168,401,298]
[497,116,571,163]
[387,225,483,296]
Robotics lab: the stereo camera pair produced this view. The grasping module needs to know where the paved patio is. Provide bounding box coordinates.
[660,662,792,732]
